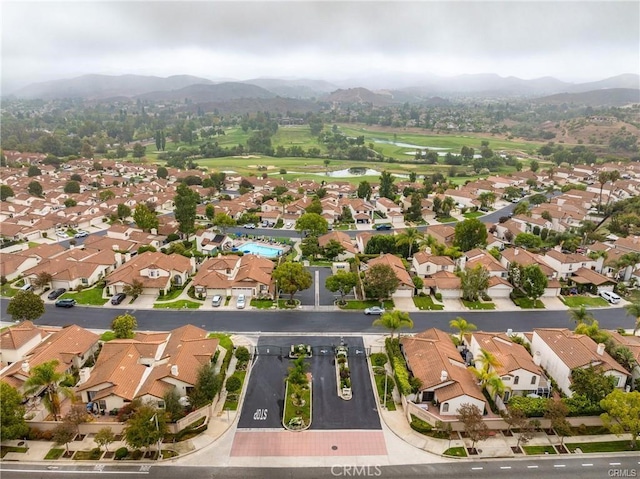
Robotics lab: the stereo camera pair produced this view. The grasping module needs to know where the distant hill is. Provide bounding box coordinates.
[571,74,640,93]
[136,82,275,103]
[14,74,217,100]
[242,78,339,99]
[324,87,401,106]
[182,97,321,115]
[532,88,640,107]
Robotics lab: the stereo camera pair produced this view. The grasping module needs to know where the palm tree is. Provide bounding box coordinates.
[23,360,74,421]
[475,348,502,373]
[604,170,620,209]
[478,192,496,209]
[624,302,640,335]
[485,373,508,401]
[597,170,610,212]
[568,305,594,326]
[278,194,294,216]
[395,227,424,259]
[372,311,414,339]
[449,316,477,343]
[441,196,456,217]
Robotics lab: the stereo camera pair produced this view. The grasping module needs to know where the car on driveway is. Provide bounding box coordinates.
[285,221,293,229]
[56,231,68,238]
[48,288,67,300]
[211,295,222,307]
[364,306,385,315]
[55,298,76,308]
[374,224,392,231]
[110,293,126,305]
[600,290,621,304]
[236,294,246,309]
[74,230,89,238]
[243,223,256,229]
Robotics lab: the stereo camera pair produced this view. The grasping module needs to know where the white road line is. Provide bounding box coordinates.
[554,465,566,468]
[610,462,621,466]
[582,464,593,467]
[500,466,512,469]
[471,467,483,470]
[314,270,319,308]
[527,465,538,469]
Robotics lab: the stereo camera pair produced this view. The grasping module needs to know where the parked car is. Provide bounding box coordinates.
[110,293,127,305]
[285,221,293,229]
[20,283,33,291]
[261,221,270,228]
[48,288,67,300]
[55,298,76,308]
[236,294,246,309]
[243,223,256,229]
[374,224,392,231]
[56,231,68,238]
[211,295,222,307]
[364,306,385,315]
[600,290,621,304]
[74,230,89,238]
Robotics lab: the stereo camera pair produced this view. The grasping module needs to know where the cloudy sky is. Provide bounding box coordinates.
[2,0,639,92]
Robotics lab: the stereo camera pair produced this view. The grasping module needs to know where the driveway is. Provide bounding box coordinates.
[295,267,334,307]
[392,296,418,312]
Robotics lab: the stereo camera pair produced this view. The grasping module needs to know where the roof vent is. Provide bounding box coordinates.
[533,351,542,366]
[21,361,30,374]
[440,370,448,382]
[171,364,179,376]
[597,343,605,356]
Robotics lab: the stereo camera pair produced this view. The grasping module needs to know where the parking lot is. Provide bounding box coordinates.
[238,336,381,430]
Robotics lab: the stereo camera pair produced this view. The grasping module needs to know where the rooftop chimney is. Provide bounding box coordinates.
[171,364,179,376]
[597,343,605,356]
[440,370,448,382]
[533,351,542,366]
[514,248,519,256]
[21,361,30,374]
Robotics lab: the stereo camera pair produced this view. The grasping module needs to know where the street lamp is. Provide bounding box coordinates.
[150,413,162,460]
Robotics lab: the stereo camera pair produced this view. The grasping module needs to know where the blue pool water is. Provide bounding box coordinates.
[239,242,283,258]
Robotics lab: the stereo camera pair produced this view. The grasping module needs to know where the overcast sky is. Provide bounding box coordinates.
[2,0,639,92]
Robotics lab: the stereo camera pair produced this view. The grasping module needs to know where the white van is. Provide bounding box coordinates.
[600,290,621,304]
[20,283,33,291]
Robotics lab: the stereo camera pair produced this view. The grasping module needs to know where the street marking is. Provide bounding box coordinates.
[0,470,149,475]
[610,462,621,466]
[139,465,151,472]
[527,465,538,469]
[94,464,105,471]
[554,465,566,468]
[471,467,483,470]
[499,466,511,469]
[582,464,593,467]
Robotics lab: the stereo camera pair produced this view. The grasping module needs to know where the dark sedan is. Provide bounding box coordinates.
[55,298,77,308]
[47,288,67,300]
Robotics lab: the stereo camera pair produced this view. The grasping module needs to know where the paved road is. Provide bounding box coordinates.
[2,456,638,479]
[3,299,633,334]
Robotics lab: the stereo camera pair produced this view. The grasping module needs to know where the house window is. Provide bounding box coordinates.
[426,265,431,272]
[531,376,537,385]
[157,400,165,409]
[98,400,106,411]
[501,376,510,381]
[81,278,88,285]
[514,376,520,385]
[149,269,158,278]
[442,402,449,413]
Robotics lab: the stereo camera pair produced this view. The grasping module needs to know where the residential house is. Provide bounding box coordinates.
[0,321,46,366]
[318,231,357,260]
[529,328,630,397]
[191,254,274,299]
[540,250,596,280]
[105,251,195,297]
[500,247,561,297]
[401,328,486,416]
[366,253,414,298]
[426,224,455,247]
[412,252,455,278]
[195,229,232,255]
[608,331,640,384]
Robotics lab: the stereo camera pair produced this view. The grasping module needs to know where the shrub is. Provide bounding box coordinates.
[410,414,433,434]
[508,396,547,417]
[235,346,250,363]
[563,394,604,416]
[370,352,388,367]
[115,447,128,460]
[131,449,143,460]
[0,276,6,285]
[167,233,180,242]
[434,293,442,301]
[226,375,242,393]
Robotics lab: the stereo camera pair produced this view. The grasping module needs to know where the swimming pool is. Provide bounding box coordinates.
[238,242,283,258]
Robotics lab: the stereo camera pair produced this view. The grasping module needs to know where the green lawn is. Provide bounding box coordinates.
[443,447,467,457]
[250,298,275,309]
[73,449,103,460]
[0,446,28,458]
[566,440,637,453]
[512,297,546,309]
[339,300,395,310]
[223,370,247,411]
[413,295,444,310]
[437,216,458,223]
[60,287,108,305]
[44,448,64,460]
[207,333,234,352]
[152,300,201,309]
[0,283,20,298]
[523,445,557,455]
[374,373,396,411]
[561,296,609,308]
[462,300,496,310]
[463,211,484,219]
[156,286,186,302]
[283,381,311,429]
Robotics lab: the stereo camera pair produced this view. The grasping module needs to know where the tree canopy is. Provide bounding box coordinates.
[454,218,488,252]
[174,182,200,240]
[364,263,400,302]
[600,389,640,449]
[295,213,328,237]
[0,382,28,440]
[372,311,414,338]
[7,290,45,322]
[273,262,313,303]
[325,271,358,304]
[111,313,137,339]
[133,203,159,232]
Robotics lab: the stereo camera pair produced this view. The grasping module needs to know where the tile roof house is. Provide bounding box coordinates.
[499,247,562,297]
[367,253,414,298]
[191,254,275,298]
[401,328,486,416]
[412,252,456,278]
[0,321,47,367]
[468,332,548,401]
[608,331,640,383]
[530,328,630,397]
[426,224,455,247]
[76,325,220,412]
[318,231,357,260]
[105,251,195,297]
[0,324,99,392]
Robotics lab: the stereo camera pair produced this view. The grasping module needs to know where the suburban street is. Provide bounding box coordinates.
[2,299,633,334]
[1,456,639,479]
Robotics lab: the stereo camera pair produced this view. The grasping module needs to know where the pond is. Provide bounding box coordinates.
[373,139,451,150]
[288,167,409,179]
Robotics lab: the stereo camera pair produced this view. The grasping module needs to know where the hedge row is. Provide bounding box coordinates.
[385,338,412,396]
[509,395,604,418]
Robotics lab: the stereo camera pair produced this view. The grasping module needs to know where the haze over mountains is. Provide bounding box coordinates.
[8,73,640,106]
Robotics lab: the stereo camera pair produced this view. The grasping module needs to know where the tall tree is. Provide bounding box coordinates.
[28,180,43,197]
[124,404,168,452]
[52,421,76,455]
[31,271,53,290]
[624,302,640,334]
[325,271,358,305]
[459,264,489,301]
[544,399,572,448]
[94,427,116,453]
[457,403,489,452]
[111,313,137,339]
[357,181,372,200]
[23,360,74,421]
[0,382,29,440]
[174,182,199,241]
[0,185,15,201]
[7,291,45,322]
[520,264,548,302]
[600,389,640,449]
[372,311,414,339]
[157,166,168,179]
[570,365,616,404]
[272,262,313,304]
[295,213,328,237]
[395,227,423,258]
[379,171,396,200]
[132,143,146,158]
[449,316,477,342]
[117,203,131,221]
[478,192,496,209]
[453,219,488,252]
[322,239,346,261]
[63,181,80,194]
[212,212,236,234]
[27,165,42,177]
[133,203,159,232]
[568,305,594,326]
[363,263,400,303]
[188,364,221,408]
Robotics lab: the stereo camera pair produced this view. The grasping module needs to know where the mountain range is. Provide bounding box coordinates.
[7,73,640,105]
